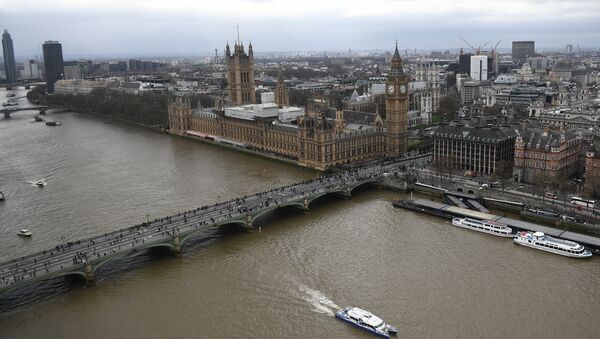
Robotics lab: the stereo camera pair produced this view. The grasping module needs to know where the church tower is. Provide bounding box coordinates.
[385,42,409,157]
[225,40,255,105]
[275,66,289,107]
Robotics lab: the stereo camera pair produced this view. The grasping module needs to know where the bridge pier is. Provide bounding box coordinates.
[83,263,95,286]
[302,197,309,214]
[172,236,182,256]
[245,214,254,232]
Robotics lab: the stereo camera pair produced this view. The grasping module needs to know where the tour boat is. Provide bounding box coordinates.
[451,217,513,237]
[336,307,398,338]
[17,229,32,237]
[513,231,592,258]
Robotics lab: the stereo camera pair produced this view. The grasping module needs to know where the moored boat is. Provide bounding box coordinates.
[18,229,32,237]
[451,217,513,237]
[336,306,397,338]
[513,231,592,258]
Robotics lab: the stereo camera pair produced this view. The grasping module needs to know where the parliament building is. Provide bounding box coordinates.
[168,41,409,170]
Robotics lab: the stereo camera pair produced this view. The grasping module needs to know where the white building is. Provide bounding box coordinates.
[224,92,305,123]
[470,55,488,81]
[22,59,40,78]
[54,79,116,95]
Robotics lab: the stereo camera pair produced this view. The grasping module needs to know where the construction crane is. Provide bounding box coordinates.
[490,40,501,54]
[459,37,480,55]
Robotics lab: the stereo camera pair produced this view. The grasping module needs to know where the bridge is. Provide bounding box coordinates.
[0,80,42,89]
[1,106,48,118]
[0,154,431,296]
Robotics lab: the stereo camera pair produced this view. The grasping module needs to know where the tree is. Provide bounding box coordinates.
[436,95,459,121]
[494,159,514,192]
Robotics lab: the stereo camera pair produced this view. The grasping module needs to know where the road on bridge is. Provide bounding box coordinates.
[0,154,431,293]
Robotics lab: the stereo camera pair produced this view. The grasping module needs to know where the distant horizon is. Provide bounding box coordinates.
[7,45,599,63]
[2,0,599,59]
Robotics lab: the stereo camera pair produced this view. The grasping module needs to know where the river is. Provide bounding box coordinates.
[0,88,599,338]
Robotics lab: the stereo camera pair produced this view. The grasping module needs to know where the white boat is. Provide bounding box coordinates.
[18,229,32,237]
[35,181,45,187]
[451,217,513,237]
[336,306,398,338]
[513,231,592,258]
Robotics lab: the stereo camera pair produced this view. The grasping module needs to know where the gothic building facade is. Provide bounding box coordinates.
[168,42,408,170]
[275,67,289,107]
[385,43,409,157]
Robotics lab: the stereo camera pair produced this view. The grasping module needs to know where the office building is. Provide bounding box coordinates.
[470,55,488,81]
[42,40,64,93]
[2,30,17,83]
[512,41,535,65]
[432,121,517,176]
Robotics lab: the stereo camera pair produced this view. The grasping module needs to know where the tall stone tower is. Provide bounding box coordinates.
[225,40,255,105]
[168,96,192,135]
[385,42,409,157]
[275,67,289,107]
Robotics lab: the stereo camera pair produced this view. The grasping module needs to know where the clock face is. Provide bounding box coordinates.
[399,85,407,94]
[387,85,395,95]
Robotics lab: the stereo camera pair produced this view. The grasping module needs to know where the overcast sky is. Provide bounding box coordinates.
[1,0,599,59]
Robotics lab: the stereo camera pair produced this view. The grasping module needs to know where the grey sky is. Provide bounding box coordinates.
[1,0,599,59]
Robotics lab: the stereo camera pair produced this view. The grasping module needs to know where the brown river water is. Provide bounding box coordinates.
[0,88,599,338]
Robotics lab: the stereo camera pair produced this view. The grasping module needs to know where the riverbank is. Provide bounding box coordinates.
[408,182,600,237]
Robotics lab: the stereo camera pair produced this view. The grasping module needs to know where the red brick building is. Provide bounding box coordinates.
[513,124,583,186]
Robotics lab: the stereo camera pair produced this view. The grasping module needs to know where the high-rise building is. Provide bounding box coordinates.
[470,55,488,81]
[2,30,17,83]
[459,51,473,74]
[42,40,64,93]
[385,42,409,157]
[512,41,535,65]
[225,40,255,105]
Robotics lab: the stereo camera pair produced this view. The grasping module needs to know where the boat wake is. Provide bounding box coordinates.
[299,285,339,316]
[27,179,47,187]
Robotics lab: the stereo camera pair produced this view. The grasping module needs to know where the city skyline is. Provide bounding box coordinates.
[1,0,599,58]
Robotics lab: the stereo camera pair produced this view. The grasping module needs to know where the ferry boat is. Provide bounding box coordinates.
[451,217,513,237]
[336,307,398,338]
[513,231,592,258]
[17,229,32,237]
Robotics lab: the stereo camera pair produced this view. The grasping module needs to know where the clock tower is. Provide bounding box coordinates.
[385,42,409,158]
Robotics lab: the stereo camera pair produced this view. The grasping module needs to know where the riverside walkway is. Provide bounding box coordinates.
[0,154,431,295]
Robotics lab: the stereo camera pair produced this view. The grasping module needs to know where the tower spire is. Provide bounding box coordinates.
[237,23,240,45]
